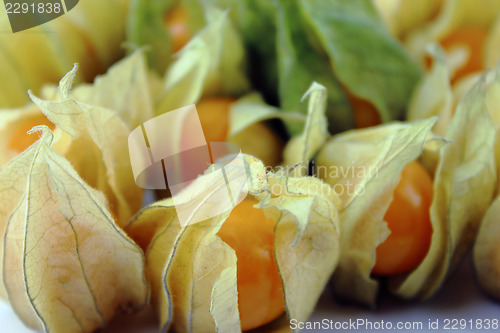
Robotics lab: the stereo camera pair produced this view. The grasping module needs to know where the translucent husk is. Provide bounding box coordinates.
[7,51,155,225]
[155,6,249,114]
[390,77,496,299]
[0,0,130,108]
[400,0,500,72]
[121,82,340,332]
[126,153,341,332]
[316,71,496,305]
[407,45,453,137]
[316,117,442,306]
[0,126,149,332]
[153,5,294,167]
[410,55,500,302]
[473,66,500,300]
[0,100,52,167]
[228,93,304,167]
[373,0,443,38]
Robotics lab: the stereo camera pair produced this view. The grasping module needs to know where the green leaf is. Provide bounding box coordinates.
[126,0,171,74]
[299,0,422,122]
[215,0,280,106]
[276,0,352,134]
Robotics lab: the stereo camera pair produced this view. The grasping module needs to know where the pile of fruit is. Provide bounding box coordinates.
[1,0,500,332]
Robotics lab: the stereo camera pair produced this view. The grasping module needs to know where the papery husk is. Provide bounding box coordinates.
[389,76,496,299]
[407,45,454,137]
[26,51,155,225]
[126,154,341,332]
[316,117,441,306]
[318,72,496,305]
[282,82,329,177]
[70,50,156,128]
[0,102,53,166]
[156,6,250,114]
[0,126,148,332]
[373,0,443,38]
[153,5,291,167]
[453,70,500,190]
[228,93,304,139]
[403,0,500,71]
[408,63,500,301]
[406,45,454,174]
[227,93,303,167]
[485,70,500,190]
[485,15,500,68]
[0,0,130,108]
[473,66,500,300]
[474,195,500,300]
